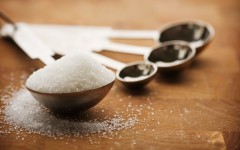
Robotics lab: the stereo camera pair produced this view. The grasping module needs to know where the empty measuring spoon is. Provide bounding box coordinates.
[91,53,158,88]
[157,20,214,55]
[100,20,215,56]
[2,20,212,57]
[144,41,196,73]
[57,20,213,56]
[94,41,196,74]
[1,20,214,56]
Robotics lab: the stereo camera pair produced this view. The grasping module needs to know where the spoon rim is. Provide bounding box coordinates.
[156,19,215,49]
[115,61,158,83]
[26,79,115,96]
[144,40,196,68]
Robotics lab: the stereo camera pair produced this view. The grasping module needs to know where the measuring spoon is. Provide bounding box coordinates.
[105,20,215,56]
[144,41,196,73]
[94,40,196,74]
[91,53,158,88]
[0,11,115,113]
[107,20,214,55]
[28,20,214,56]
[1,20,212,57]
[24,51,115,113]
[27,80,114,114]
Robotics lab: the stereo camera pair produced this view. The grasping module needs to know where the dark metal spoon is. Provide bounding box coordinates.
[91,53,158,88]
[158,20,214,55]
[144,41,196,73]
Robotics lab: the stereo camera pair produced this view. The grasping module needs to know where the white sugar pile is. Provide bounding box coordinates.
[3,88,138,137]
[26,53,115,93]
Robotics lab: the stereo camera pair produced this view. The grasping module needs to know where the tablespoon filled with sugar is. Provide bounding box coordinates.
[25,53,115,114]
[0,11,115,114]
[91,53,158,88]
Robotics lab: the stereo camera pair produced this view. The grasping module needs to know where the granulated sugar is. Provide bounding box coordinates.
[2,88,138,137]
[0,71,198,146]
[26,53,115,93]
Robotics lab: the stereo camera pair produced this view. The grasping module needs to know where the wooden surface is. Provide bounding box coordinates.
[0,0,240,149]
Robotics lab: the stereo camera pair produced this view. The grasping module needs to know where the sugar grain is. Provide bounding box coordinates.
[3,88,138,137]
[26,53,115,93]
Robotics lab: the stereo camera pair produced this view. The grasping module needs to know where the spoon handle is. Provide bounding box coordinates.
[1,23,55,65]
[100,41,152,55]
[90,52,125,70]
[109,29,159,40]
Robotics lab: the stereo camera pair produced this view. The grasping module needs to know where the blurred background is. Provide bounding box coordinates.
[0,1,240,149]
[0,0,239,67]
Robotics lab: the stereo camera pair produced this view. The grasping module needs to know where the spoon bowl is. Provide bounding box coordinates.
[26,81,114,114]
[145,41,196,74]
[116,61,158,88]
[158,20,214,55]
[91,53,158,89]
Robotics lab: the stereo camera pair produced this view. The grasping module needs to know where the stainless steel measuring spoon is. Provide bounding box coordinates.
[107,20,215,55]
[91,53,158,88]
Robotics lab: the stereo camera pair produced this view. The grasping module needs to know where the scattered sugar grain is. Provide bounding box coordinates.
[3,88,138,137]
[0,72,169,141]
[26,53,115,93]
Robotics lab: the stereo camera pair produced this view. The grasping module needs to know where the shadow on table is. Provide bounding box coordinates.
[118,84,152,97]
[155,71,188,84]
[50,107,110,122]
[155,57,214,84]
[190,57,216,70]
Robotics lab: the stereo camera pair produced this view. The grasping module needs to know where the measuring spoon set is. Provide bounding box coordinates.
[27,20,214,87]
[0,12,215,88]
[0,11,215,113]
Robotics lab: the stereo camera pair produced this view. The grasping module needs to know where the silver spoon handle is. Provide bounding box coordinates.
[2,23,55,65]
[100,41,151,55]
[109,29,159,39]
[90,53,125,70]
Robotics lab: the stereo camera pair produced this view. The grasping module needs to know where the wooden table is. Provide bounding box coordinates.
[0,0,239,149]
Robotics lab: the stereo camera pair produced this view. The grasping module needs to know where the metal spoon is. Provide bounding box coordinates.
[95,20,214,56]
[108,20,214,55]
[144,41,196,73]
[27,51,157,114]
[24,51,116,113]
[157,20,214,55]
[95,41,196,74]
[0,11,115,114]
[1,20,213,57]
[91,53,158,88]
[24,51,115,113]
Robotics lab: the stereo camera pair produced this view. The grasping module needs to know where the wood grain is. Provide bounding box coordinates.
[0,0,240,149]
